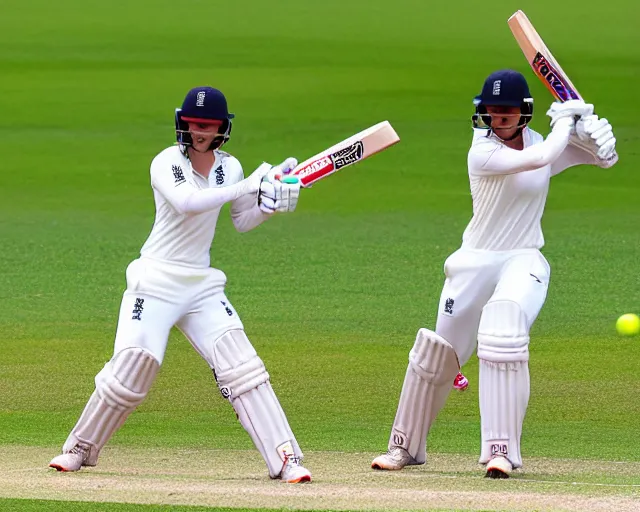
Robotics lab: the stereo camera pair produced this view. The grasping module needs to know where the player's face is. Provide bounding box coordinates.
[486,105,522,140]
[188,122,221,152]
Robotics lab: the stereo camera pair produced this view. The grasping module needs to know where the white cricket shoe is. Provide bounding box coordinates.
[280,455,311,483]
[371,446,413,470]
[485,455,512,479]
[49,444,90,472]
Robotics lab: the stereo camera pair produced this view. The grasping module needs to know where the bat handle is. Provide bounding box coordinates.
[273,174,299,185]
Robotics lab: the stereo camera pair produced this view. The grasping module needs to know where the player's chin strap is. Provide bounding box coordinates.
[492,115,532,142]
[496,126,525,141]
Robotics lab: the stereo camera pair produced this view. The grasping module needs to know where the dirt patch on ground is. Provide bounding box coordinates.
[2,447,639,511]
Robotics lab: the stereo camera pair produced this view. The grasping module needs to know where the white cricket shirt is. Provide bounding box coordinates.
[462,125,599,251]
[140,146,264,268]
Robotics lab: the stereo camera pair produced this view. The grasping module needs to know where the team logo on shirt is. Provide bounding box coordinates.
[172,164,186,185]
[444,298,455,315]
[214,165,225,185]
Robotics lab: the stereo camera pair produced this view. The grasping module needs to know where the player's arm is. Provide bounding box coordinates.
[151,159,272,215]
[230,192,269,233]
[470,116,575,176]
[551,114,618,175]
[471,100,595,176]
[231,157,300,233]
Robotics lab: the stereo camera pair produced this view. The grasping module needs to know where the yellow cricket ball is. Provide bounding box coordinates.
[616,313,640,336]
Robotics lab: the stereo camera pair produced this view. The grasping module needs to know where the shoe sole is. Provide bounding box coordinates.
[284,475,311,483]
[49,464,72,472]
[371,462,404,470]
[485,467,510,479]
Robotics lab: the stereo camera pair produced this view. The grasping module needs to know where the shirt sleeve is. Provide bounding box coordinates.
[230,193,269,232]
[469,123,572,176]
[227,159,270,232]
[150,157,243,215]
[550,144,600,176]
[550,141,619,176]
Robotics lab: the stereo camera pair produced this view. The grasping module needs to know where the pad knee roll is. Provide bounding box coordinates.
[212,329,269,400]
[95,347,160,408]
[409,328,461,385]
[477,301,529,363]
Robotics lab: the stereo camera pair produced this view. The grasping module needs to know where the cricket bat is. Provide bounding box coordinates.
[508,10,582,102]
[287,121,400,188]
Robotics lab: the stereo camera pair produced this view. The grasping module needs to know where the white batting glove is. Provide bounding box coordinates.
[550,115,576,133]
[239,162,273,196]
[258,158,301,214]
[571,114,618,166]
[546,100,594,127]
[277,157,298,176]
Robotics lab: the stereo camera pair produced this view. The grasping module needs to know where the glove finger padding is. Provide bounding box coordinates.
[595,130,614,147]
[576,115,598,141]
[258,180,278,214]
[258,195,276,214]
[279,183,300,213]
[591,122,613,141]
[597,138,617,160]
[278,157,298,175]
[583,117,608,135]
[259,180,276,199]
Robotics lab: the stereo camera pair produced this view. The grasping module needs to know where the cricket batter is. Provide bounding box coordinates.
[372,70,618,478]
[49,86,312,483]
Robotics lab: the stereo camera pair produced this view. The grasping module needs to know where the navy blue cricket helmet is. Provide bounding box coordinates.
[472,70,533,132]
[175,86,235,150]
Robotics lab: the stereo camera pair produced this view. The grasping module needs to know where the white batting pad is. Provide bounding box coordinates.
[212,330,301,478]
[211,329,269,399]
[63,347,159,465]
[477,300,529,363]
[477,300,530,468]
[233,381,303,478]
[390,329,460,464]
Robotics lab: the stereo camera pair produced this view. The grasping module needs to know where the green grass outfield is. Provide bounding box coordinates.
[1,0,639,510]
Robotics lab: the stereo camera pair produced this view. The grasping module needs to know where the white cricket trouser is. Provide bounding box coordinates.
[435,248,551,366]
[113,257,244,365]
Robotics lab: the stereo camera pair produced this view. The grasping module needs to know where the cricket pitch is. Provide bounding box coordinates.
[2,447,639,511]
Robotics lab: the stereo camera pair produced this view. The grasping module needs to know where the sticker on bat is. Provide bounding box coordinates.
[532,53,579,102]
[331,141,364,170]
[295,156,334,179]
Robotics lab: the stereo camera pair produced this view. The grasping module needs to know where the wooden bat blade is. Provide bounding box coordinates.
[508,10,582,102]
[290,121,400,188]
